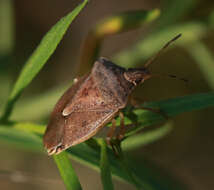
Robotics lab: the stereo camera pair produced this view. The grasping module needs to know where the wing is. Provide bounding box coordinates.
[43,74,118,155]
[62,108,117,152]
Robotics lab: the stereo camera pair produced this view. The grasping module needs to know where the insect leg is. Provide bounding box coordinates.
[106,118,117,146]
[130,97,168,119]
[117,112,125,141]
[137,106,168,120]
[106,118,124,156]
[111,112,127,156]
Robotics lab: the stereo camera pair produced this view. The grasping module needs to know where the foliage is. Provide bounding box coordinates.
[0,0,214,189]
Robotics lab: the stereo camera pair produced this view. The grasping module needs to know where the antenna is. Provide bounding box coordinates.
[151,73,188,84]
[144,33,182,68]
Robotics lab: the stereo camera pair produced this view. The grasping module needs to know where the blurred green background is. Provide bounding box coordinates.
[0,0,214,189]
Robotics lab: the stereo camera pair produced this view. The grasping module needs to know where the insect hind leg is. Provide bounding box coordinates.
[106,112,127,156]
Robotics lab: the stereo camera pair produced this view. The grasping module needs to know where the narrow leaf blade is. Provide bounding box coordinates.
[1,0,88,120]
[98,139,114,190]
[127,92,214,136]
[53,152,82,190]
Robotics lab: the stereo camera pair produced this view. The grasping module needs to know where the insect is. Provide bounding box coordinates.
[43,34,182,155]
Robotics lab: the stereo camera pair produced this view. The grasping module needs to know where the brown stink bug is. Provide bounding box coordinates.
[43,34,182,155]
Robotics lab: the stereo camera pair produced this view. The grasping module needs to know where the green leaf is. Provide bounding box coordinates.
[0,126,42,152]
[13,122,45,134]
[127,92,214,136]
[53,152,82,190]
[0,124,184,190]
[68,142,184,190]
[97,139,114,190]
[2,92,214,147]
[1,0,88,121]
[122,122,173,151]
[67,142,131,185]
[0,92,213,189]
[2,92,214,139]
[68,142,144,189]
